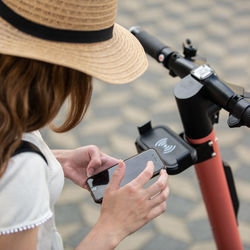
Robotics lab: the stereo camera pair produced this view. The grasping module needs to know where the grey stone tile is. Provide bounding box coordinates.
[188,218,213,241]
[244,245,250,250]
[166,195,197,218]
[54,203,84,226]
[238,201,250,224]
[142,234,189,250]
[76,135,110,149]
[63,225,92,249]
[235,166,250,182]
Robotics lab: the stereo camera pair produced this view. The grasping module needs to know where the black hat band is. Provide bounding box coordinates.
[0,0,114,43]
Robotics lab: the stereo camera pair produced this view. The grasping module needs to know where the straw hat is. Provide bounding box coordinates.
[0,0,148,84]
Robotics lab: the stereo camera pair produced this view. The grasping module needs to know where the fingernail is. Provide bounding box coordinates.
[118,160,123,169]
[148,161,153,166]
[88,168,94,176]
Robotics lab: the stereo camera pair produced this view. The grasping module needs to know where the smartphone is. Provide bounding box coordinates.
[86,148,166,203]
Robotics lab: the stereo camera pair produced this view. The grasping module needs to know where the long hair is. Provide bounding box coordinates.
[0,54,92,177]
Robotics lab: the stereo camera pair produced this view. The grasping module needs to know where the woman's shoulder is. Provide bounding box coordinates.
[22,130,62,169]
[0,136,52,235]
[22,130,44,149]
[1,130,50,200]
[7,131,49,182]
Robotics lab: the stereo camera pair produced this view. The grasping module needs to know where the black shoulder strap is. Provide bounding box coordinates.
[13,140,48,164]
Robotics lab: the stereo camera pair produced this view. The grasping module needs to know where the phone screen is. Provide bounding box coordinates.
[87,149,165,203]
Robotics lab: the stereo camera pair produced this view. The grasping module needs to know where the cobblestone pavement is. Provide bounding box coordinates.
[41,0,250,249]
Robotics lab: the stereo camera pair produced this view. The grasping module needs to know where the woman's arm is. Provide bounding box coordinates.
[0,227,38,250]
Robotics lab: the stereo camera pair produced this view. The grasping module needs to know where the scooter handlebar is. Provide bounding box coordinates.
[130,26,168,62]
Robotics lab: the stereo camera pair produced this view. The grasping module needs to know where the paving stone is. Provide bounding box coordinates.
[80,117,122,136]
[188,240,216,250]
[80,202,100,227]
[110,133,138,156]
[63,225,92,249]
[89,106,123,119]
[187,202,208,221]
[187,218,214,241]
[238,201,250,223]
[56,222,82,242]
[235,165,250,183]
[142,234,189,250]
[54,203,84,226]
[115,123,140,139]
[168,175,200,201]
[127,94,158,110]
[116,231,155,250]
[74,134,110,149]
[166,194,197,218]
[154,214,192,243]
[239,221,250,246]
[122,105,150,124]
[237,180,250,202]
[94,91,130,107]
[56,185,89,205]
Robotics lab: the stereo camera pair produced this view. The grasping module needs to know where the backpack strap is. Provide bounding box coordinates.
[13,140,48,164]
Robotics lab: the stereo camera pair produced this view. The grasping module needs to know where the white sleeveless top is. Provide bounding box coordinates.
[0,131,64,250]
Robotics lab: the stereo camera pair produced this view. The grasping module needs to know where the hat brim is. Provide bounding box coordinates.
[0,18,148,84]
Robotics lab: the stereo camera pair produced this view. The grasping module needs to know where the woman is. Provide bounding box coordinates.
[0,0,170,249]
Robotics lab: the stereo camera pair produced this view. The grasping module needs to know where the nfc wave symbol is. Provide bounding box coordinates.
[154,138,176,154]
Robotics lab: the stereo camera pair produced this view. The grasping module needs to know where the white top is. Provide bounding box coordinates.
[0,131,64,250]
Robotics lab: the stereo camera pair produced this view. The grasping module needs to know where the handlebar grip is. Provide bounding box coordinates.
[242,107,250,127]
[233,99,250,127]
[203,74,250,127]
[130,26,167,61]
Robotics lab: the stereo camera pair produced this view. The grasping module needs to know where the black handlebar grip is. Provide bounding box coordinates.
[242,106,250,127]
[228,97,250,127]
[130,26,167,61]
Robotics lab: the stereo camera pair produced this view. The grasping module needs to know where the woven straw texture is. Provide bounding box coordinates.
[0,0,148,84]
[3,0,117,30]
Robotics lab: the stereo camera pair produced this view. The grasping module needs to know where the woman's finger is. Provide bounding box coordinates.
[94,153,119,174]
[106,161,126,191]
[86,146,102,176]
[146,201,167,222]
[101,153,119,167]
[149,185,170,208]
[146,169,168,198]
[129,161,154,188]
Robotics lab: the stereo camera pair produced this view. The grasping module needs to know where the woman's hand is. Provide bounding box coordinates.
[52,145,118,189]
[98,161,169,247]
[76,160,169,250]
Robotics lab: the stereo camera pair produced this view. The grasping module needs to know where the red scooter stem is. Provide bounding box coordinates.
[187,129,243,250]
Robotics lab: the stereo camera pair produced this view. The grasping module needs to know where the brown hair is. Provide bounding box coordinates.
[0,54,92,177]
